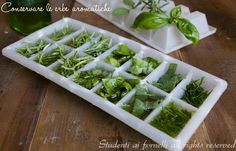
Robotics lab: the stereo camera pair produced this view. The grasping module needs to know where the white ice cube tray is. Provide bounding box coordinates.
[78,0,216,54]
[2,18,226,151]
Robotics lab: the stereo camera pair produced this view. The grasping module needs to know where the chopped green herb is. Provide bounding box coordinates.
[73,69,112,89]
[182,78,210,108]
[96,77,139,103]
[105,44,135,67]
[153,63,184,93]
[128,56,161,78]
[16,40,50,58]
[84,36,112,57]
[150,102,193,137]
[123,85,164,119]
[35,44,67,66]
[66,31,95,48]
[50,27,75,41]
[53,51,93,77]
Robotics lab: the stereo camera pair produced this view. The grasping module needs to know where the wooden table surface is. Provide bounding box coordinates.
[0,0,235,151]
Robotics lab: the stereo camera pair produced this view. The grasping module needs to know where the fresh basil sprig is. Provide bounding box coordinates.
[133,6,200,44]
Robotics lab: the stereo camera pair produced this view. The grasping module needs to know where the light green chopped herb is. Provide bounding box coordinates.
[153,63,184,93]
[53,51,93,77]
[128,56,161,78]
[66,31,95,48]
[35,44,67,66]
[96,76,139,103]
[105,44,135,67]
[182,77,210,108]
[50,27,75,41]
[150,102,193,137]
[16,40,50,58]
[123,85,164,119]
[84,36,112,57]
[73,68,112,89]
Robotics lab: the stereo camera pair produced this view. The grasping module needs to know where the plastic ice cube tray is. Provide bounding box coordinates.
[2,18,227,151]
[78,0,216,54]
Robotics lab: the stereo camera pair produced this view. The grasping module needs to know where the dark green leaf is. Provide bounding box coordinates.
[176,18,199,45]
[132,12,169,29]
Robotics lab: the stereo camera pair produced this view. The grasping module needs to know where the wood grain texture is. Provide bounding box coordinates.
[0,0,235,151]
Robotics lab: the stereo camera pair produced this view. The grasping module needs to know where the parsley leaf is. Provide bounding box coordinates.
[123,85,164,119]
[128,56,161,78]
[73,69,112,89]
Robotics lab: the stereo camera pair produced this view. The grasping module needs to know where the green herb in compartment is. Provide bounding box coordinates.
[84,36,112,57]
[35,44,67,67]
[16,40,50,58]
[182,77,210,108]
[50,27,75,41]
[73,69,112,89]
[66,31,95,48]
[153,63,184,93]
[96,77,139,103]
[150,102,193,137]
[53,52,93,77]
[105,44,135,67]
[123,85,164,120]
[128,56,161,78]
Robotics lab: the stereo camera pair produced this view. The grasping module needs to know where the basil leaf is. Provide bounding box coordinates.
[132,12,169,29]
[170,6,181,19]
[112,7,130,16]
[176,18,199,45]
[123,0,135,8]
